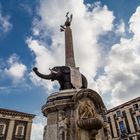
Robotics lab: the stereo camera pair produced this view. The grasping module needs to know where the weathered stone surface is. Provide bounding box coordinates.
[47,112,58,125]
[42,89,110,140]
[44,124,57,140]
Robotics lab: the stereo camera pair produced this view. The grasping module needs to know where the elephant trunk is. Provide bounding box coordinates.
[33,67,53,80]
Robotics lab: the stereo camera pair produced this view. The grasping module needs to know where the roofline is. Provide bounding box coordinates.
[107,96,140,113]
[0,108,36,119]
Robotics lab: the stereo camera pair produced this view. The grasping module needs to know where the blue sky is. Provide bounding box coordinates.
[0,0,44,113]
[1,0,140,139]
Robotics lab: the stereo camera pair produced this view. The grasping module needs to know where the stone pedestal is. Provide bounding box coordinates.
[42,89,111,140]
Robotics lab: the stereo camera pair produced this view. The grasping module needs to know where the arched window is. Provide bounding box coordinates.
[0,123,6,137]
[15,125,25,138]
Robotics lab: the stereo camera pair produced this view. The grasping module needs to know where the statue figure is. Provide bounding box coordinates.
[33,66,87,90]
[60,12,73,31]
[58,110,69,140]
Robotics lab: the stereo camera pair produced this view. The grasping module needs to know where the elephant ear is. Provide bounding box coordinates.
[61,66,70,74]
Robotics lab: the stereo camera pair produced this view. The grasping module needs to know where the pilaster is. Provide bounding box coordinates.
[6,119,15,140]
[125,108,135,133]
[25,121,32,140]
[110,113,118,138]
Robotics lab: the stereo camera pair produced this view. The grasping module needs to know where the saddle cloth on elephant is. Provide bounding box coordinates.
[69,67,82,89]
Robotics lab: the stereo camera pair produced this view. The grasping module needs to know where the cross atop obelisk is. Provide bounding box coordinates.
[60,12,76,68]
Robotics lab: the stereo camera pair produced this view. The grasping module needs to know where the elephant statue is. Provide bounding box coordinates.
[33,66,87,90]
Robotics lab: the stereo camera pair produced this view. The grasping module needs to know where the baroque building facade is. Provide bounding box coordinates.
[107,97,140,140]
[0,108,35,140]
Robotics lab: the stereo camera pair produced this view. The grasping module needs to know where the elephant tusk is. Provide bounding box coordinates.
[49,68,58,74]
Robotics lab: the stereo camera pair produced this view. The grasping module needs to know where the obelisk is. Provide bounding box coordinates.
[65,15,75,67]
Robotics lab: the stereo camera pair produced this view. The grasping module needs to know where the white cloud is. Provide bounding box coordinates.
[96,5,140,108]
[27,0,114,92]
[129,6,140,38]
[31,114,46,140]
[26,37,62,92]
[4,54,27,82]
[0,11,12,33]
[115,20,125,35]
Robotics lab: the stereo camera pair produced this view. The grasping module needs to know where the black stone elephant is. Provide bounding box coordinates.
[33,66,87,90]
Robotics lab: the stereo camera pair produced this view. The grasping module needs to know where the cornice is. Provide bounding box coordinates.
[107,96,140,113]
[0,108,35,119]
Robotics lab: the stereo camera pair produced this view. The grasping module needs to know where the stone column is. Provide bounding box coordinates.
[6,119,15,140]
[25,121,32,140]
[110,114,118,138]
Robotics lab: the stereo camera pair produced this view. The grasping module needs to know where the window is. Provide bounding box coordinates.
[137,116,140,126]
[15,125,24,138]
[133,103,139,110]
[119,121,126,133]
[119,121,127,138]
[0,123,6,137]
[116,110,121,117]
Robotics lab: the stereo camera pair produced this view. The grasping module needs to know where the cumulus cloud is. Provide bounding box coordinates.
[27,0,114,92]
[26,37,62,92]
[115,20,125,35]
[4,54,27,82]
[31,114,46,140]
[0,10,12,33]
[96,5,140,108]
[27,0,140,110]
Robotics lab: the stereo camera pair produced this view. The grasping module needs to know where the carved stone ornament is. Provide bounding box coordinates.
[76,100,103,130]
[103,123,112,140]
[58,110,69,140]
[74,89,106,139]
[74,89,106,114]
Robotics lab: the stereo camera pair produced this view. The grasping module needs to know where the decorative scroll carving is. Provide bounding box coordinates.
[58,111,69,140]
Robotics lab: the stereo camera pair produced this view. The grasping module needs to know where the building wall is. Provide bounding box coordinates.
[107,97,140,140]
[0,109,35,140]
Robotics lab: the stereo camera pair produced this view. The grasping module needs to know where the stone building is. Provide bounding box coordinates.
[107,97,140,140]
[0,108,35,140]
